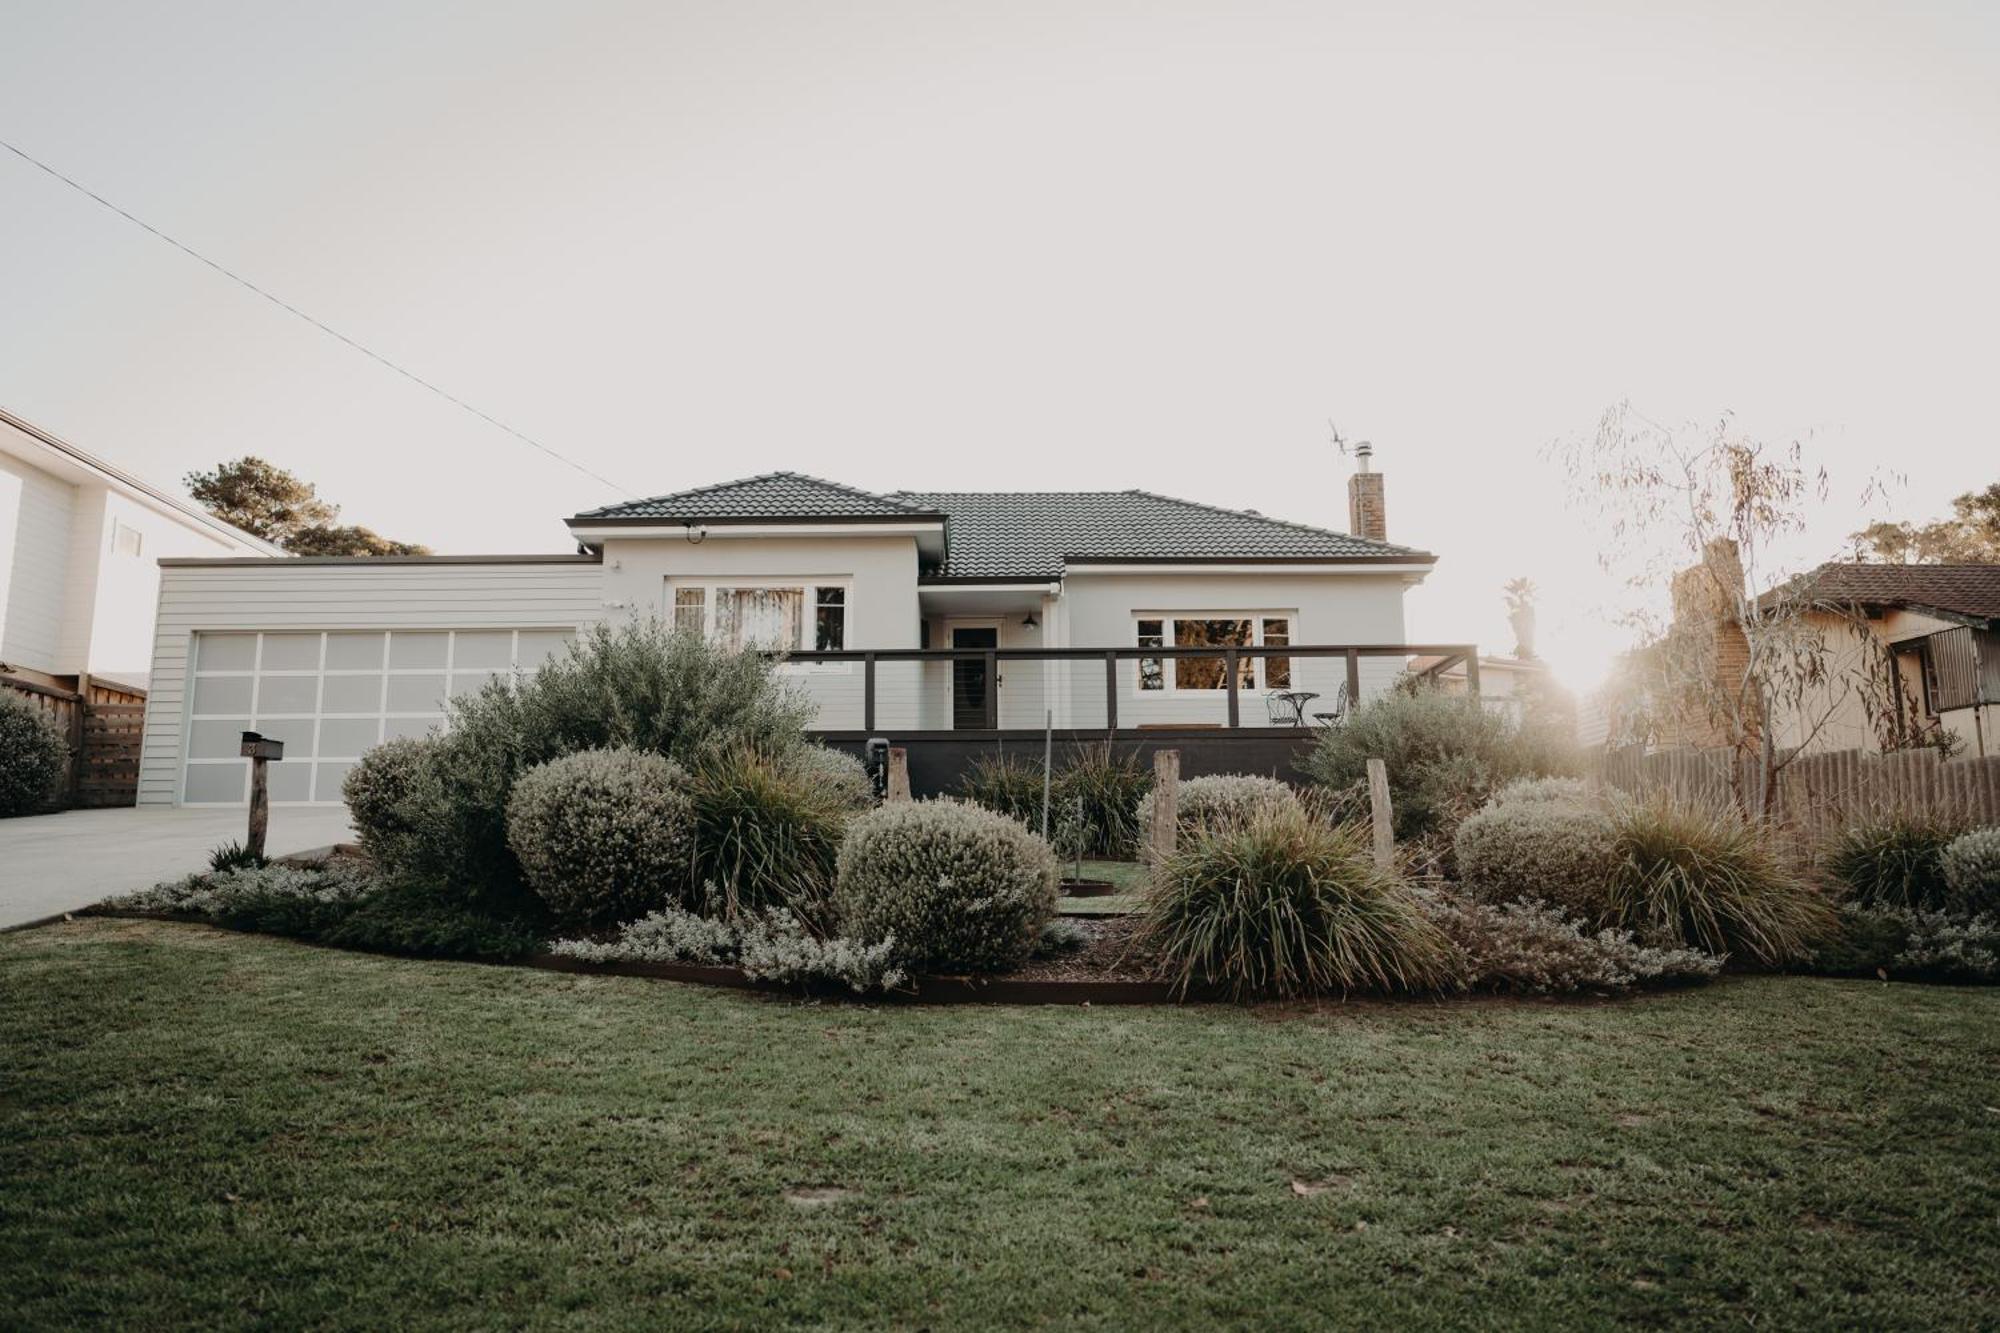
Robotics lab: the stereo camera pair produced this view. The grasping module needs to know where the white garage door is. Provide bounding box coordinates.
[181,628,575,805]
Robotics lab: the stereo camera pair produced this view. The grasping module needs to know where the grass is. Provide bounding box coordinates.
[1058,859,1147,916]
[3,919,1997,1329]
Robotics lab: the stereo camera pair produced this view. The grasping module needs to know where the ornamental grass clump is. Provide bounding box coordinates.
[684,748,852,924]
[835,798,1060,974]
[1453,788,1619,919]
[1603,794,1835,965]
[1134,773,1299,861]
[1137,800,1451,1000]
[505,748,695,925]
[1054,746,1153,857]
[1941,828,2000,915]
[0,690,67,817]
[957,753,1045,826]
[1822,810,1964,911]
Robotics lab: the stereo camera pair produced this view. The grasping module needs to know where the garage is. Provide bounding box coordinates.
[180,627,573,805]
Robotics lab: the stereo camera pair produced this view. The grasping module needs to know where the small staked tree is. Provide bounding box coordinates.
[186,457,429,556]
[1557,403,1919,817]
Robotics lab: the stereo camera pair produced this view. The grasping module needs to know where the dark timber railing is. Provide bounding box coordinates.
[774,643,1480,735]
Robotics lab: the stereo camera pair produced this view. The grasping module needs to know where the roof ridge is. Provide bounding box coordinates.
[1120,487,1424,556]
[578,471,927,519]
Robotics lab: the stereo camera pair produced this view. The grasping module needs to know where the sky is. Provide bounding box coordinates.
[3,0,1996,691]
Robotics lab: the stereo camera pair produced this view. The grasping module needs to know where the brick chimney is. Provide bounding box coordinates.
[1347,442,1387,541]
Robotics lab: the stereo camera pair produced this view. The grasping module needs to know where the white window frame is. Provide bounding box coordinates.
[181,627,574,806]
[663,577,853,671]
[1133,612,1298,695]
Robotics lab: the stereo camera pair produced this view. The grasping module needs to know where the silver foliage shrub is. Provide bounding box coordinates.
[550,905,907,993]
[112,862,376,914]
[1454,789,1619,918]
[1488,776,1593,807]
[780,744,876,812]
[1134,773,1299,861]
[341,735,450,879]
[0,690,68,818]
[1891,910,2000,981]
[835,797,1060,973]
[505,748,694,924]
[1422,891,1722,993]
[1941,828,2000,915]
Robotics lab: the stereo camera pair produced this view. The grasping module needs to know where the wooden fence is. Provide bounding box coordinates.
[1590,744,2000,836]
[1,675,147,809]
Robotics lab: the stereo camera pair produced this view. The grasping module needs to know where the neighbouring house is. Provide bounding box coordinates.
[1,406,276,696]
[137,448,1458,807]
[1409,652,1559,722]
[1582,540,2000,759]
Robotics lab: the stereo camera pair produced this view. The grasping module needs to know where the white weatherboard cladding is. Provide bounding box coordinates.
[0,448,76,672]
[139,560,603,806]
[599,533,924,730]
[1057,570,1416,729]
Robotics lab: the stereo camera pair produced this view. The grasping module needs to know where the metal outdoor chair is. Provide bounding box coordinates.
[1310,683,1350,728]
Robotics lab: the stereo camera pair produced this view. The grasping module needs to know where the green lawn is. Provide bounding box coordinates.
[3,920,1997,1330]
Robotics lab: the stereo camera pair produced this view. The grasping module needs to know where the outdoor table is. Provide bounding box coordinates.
[1270,689,1319,725]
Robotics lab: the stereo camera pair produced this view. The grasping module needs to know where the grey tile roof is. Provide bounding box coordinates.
[894,490,1432,580]
[574,472,935,522]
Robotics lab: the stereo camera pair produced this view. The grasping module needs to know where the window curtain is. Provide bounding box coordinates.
[716,588,803,651]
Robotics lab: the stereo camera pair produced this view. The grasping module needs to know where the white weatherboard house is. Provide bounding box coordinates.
[139,452,1444,807]
[1,407,276,697]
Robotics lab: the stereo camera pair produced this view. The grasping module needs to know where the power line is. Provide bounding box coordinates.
[1,136,635,497]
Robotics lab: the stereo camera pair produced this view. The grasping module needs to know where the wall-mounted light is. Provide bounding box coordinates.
[1021,612,1039,628]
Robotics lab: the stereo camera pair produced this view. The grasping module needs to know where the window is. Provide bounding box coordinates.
[1262,618,1291,689]
[673,587,706,634]
[1137,619,1165,691]
[1135,613,1296,691]
[815,587,846,651]
[667,580,850,655]
[112,520,143,558]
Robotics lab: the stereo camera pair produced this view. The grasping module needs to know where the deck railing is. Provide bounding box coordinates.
[769,643,1479,735]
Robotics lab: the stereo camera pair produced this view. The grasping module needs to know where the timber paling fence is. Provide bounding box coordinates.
[1589,745,2000,836]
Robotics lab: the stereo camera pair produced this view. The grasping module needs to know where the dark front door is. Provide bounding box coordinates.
[951,626,999,729]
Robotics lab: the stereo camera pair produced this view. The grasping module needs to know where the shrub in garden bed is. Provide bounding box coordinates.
[1421,892,1721,994]
[550,905,907,994]
[1601,795,1834,965]
[0,690,68,818]
[835,798,1060,974]
[505,748,694,925]
[685,748,851,923]
[781,744,876,812]
[107,863,547,962]
[1811,904,2000,983]
[1821,811,1964,911]
[342,621,818,910]
[1299,688,1577,839]
[958,747,1153,857]
[1940,827,2000,915]
[1454,786,1619,919]
[1137,801,1451,1000]
[1134,773,1298,860]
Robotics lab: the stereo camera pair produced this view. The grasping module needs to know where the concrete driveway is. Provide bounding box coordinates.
[0,805,356,930]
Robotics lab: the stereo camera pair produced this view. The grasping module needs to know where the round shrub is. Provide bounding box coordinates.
[1822,812,1962,910]
[1942,828,2000,915]
[1454,795,1620,919]
[835,798,1060,974]
[1135,774,1299,860]
[0,691,67,817]
[1489,776,1592,807]
[685,748,852,923]
[506,748,694,924]
[343,735,449,877]
[1137,801,1451,999]
[1604,795,1835,965]
[780,743,875,812]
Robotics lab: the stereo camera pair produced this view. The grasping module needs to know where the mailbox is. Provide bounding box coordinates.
[864,737,890,799]
[239,731,285,762]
